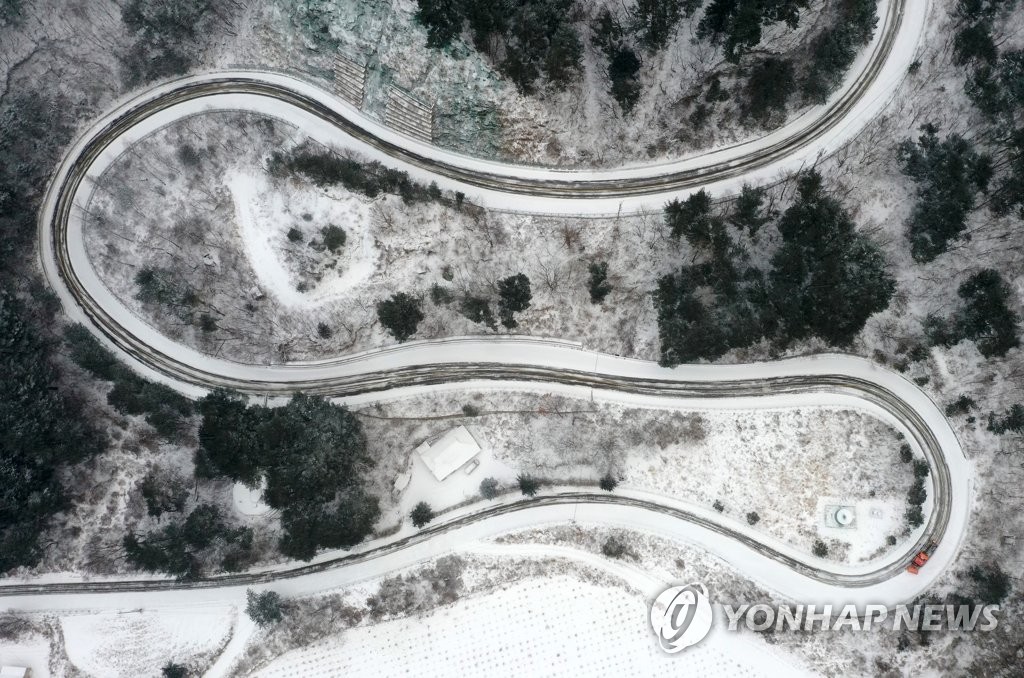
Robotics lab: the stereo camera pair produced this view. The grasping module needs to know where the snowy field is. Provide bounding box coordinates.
[249,576,809,678]
[60,606,234,677]
[0,635,50,678]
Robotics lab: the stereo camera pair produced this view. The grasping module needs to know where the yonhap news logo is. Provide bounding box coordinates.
[649,582,1001,653]
[649,583,714,653]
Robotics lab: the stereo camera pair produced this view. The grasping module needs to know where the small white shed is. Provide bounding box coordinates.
[416,426,481,482]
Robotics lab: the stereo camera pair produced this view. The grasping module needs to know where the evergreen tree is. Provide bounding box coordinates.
[945,395,977,417]
[427,0,584,94]
[655,272,730,364]
[120,0,211,85]
[246,589,284,627]
[800,0,878,103]
[410,501,435,528]
[278,490,379,561]
[988,403,1024,434]
[655,207,766,365]
[64,323,121,380]
[194,391,380,562]
[632,0,691,51]
[665,189,716,245]
[460,295,498,329]
[497,274,532,328]
[908,477,927,506]
[698,0,808,62]
[195,389,269,486]
[991,125,1024,218]
[0,0,22,25]
[954,22,998,65]
[609,49,643,113]
[124,503,249,578]
[181,504,230,550]
[587,262,613,303]
[913,459,930,479]
[544,24,584,87]
[602,536,627,557]
[905,504,924,528]
[0,293,105,572]
[925,269,1019,357]
[592,8,643,112]
[321,224,346,252]
[261,394,371,509]
[517,474,541,496]
[730,184,772,235]
[768,171,895,346]
[140,467,189,518]
[415,0,464,48]
[656,172,891,365]
[430,283,454,305]
[480,477,500,498]
[162,663,188,678]
[377,292,424,342]
[318,488,381,550]
[952,269,1020,357]
[801,29,857,104]
[967,563,1011,604]
[65,324,193,440]
[0,91,81,266]
[898,124,992,262]
[742,57,794,124]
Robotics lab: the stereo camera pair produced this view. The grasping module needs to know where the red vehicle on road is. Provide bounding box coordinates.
[906,540,938,574]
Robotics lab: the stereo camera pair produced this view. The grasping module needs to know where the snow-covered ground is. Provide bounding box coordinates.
[233,480,272,518]
[226,169,376,308]
[388,428,518,523]
[0,635,50,678]
[250,575,810,678]
[85,112,670,362]
[231,535,822,677]
[364,391,917,563]
[60,606,234,677]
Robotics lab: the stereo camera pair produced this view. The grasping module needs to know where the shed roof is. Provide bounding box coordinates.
[416,426,481,482]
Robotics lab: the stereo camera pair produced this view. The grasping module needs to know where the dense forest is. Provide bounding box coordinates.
[415,0,583,93]
[194,391,380,562]
[415,0,879,123]
[655,172,896,364]
[0,0,226,573]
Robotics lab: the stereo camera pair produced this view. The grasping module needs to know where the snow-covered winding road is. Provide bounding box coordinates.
[0,354,970,611]
[41,0,924,216]
[19,0,965,619]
